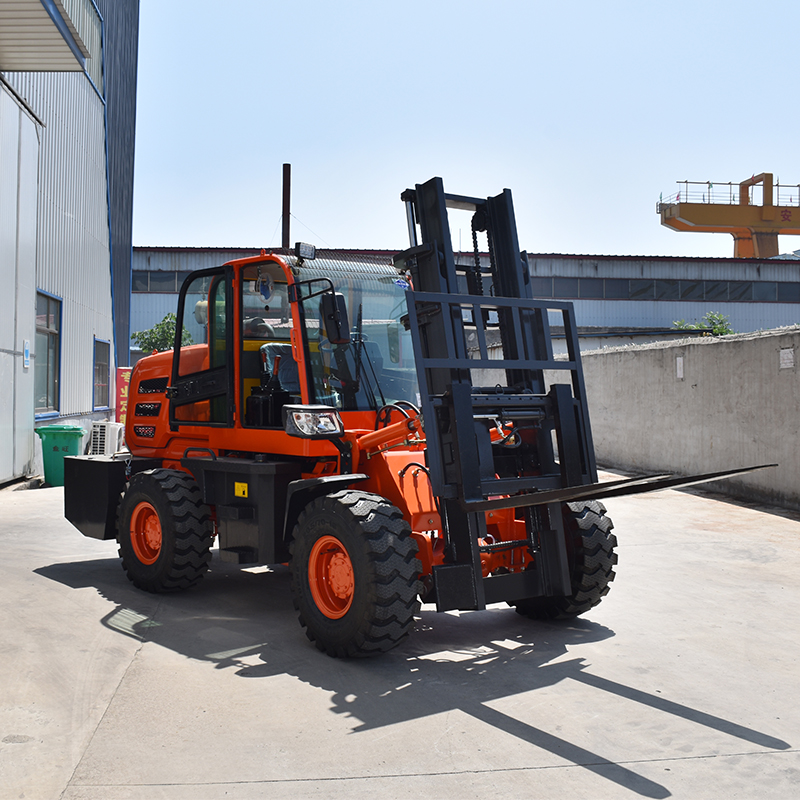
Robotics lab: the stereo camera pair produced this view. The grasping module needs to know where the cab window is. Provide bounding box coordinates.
[170,268,231,425]
[240,262,295,427]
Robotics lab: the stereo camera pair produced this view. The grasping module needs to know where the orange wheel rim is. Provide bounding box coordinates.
[130,501,162,565]
[308,535,354,619]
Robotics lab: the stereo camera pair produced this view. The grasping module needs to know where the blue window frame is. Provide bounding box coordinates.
[35,291,62,414]
[93,338,111,409]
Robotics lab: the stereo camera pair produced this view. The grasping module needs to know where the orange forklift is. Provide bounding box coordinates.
[64,178,764,656]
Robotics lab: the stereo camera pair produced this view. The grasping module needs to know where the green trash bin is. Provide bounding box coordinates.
[36,425,86,486]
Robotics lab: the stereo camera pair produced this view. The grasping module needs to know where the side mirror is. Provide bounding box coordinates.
[320,292,350,345]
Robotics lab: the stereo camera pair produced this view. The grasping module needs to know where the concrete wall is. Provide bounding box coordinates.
[575,327,800,510]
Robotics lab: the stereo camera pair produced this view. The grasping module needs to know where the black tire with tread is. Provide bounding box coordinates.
[514,500,617,620]
[290,490,422,658]
[117,469,213,593]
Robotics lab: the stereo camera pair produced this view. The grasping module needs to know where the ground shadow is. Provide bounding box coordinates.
[36,556,791,799]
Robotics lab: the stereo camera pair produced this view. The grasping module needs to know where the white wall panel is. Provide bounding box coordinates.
[0,90,15,481]
[0,86,39,482]
[5,71,114,418]
[0,91,20,353]
[15,109,39,475]
[0,354,13,482]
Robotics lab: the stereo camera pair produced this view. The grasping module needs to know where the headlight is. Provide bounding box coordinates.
[282,405,344,439]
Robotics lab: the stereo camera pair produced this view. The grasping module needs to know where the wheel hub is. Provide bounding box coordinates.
[308,535,354,619]
[130,501,162,565]
[327,552,354,599]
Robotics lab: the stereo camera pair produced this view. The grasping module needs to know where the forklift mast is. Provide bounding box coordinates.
[395,177,598,611]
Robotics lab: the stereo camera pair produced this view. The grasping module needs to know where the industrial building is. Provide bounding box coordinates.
[0,0,139,483]
[131,246,800,359]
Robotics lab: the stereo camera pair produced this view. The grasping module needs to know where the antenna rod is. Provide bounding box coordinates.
[282,163,291,249]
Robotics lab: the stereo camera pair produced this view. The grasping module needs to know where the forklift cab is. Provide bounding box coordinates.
[168,252,420,434]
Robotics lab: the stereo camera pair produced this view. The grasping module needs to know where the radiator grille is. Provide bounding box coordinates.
[134,402,161,417]
[133,425,156,438]
[137,377,168,394]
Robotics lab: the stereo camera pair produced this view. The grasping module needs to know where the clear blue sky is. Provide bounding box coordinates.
[132,0,800,258]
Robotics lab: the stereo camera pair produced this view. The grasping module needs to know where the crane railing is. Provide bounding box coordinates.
[659,180,800,209]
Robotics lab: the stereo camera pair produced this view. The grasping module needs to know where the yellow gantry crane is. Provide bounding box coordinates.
[658,172,800,258]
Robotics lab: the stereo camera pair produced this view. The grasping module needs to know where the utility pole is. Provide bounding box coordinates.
[282,163,291,249]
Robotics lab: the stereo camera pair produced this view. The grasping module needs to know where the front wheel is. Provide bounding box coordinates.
[290,490,422,657]
[117,469,213,593]
[514,500,617,620]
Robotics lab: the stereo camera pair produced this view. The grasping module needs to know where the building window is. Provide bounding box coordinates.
[35,292,61,413]
[580,278,604,299]
[94,339,111,409]
[149,271,178,292]
[177,271,194,290]
[554,277,580,298]
[132,271,149,291]
[132,270,192,293]
[655,280,679,300]
[680,280,704,300]
[527,274,798,303]
[753,282,777,302]
[530,276,553,297]
[777,283,800,302]
[705,281,728,301]
[729,281,753,302]
[630,279,655,300]
[604,279,629,299]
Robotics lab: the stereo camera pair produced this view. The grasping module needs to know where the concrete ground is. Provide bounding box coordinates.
[1,478,798,800]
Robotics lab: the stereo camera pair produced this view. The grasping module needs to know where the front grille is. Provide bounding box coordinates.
[135,402,161,417]
[133,425,156,438]
[138,376,168,394]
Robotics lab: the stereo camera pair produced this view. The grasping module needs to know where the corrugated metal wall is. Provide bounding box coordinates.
[529,254,800,332]
[529,254,800,282]
[134,248,263,272]
[0,2,138,480]
[5,70,114,416]
[95,0,139,368]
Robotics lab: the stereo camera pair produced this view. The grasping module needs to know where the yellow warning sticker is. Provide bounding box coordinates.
[234,481,248,498]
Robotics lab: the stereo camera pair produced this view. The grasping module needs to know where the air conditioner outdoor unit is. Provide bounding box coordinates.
[89,421,126,456]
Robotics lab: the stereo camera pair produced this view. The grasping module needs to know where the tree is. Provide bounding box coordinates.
[131,313,193,352]
[672,312,734,336]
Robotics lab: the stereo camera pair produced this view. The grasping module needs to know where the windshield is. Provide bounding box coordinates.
[297,259,418,412]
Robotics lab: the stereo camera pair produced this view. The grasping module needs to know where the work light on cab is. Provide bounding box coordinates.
[283,405,344,439]
[294,242,316,261]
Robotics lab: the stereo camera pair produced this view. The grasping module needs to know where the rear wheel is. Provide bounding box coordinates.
[117,469,213,593]
[290,490,422,657]
[514,500,617,620]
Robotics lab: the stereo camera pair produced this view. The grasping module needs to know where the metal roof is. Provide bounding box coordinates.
[0,0,88,72]
[526,252,792,265]
[133,245,796,268]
